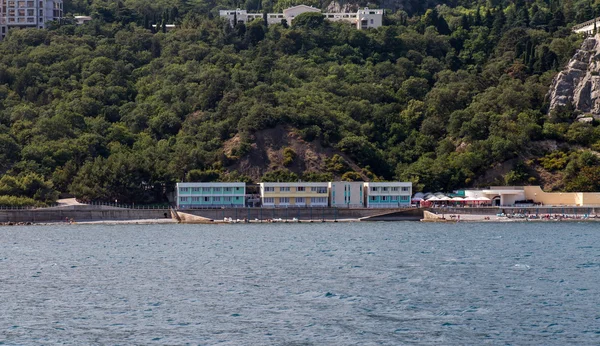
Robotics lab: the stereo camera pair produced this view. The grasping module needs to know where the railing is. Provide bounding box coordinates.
[0,204,58,210]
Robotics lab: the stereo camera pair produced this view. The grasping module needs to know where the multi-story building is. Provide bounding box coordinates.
[364,182,412,208]
[0,0,63,40]
[220,5,383,30]
[260,182,329,207]
[176,182,246,209]
[329,182,364,208]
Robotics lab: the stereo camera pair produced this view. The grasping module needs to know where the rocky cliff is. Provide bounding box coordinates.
[548,36,600,122]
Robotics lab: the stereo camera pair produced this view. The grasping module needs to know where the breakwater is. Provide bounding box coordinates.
[0,206,424,223]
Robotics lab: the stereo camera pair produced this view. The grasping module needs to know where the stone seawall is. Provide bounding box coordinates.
[183,207,423,221]
[0,207,423,223]
[0,209,171,223]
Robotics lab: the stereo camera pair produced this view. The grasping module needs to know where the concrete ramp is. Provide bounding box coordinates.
[175,211,213,224]
[359,208,424,221]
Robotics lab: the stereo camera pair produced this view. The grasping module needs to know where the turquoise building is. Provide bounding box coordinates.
[364,182,412,208]
[176,182,246,209]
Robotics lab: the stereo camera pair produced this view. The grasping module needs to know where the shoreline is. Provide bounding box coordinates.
[2,215,600,226]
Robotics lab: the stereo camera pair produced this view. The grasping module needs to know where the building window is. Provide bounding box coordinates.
[391,187,399,192]
[224,187,232,192]
[401,196,410,201]
[382,187,389,192]
[371,187,378,192]
[213,197,220,202]
[202,187,210,192]
[180,197,188,202]
[311,187,327,193]
[214,187,221,193]
[224,197,232,202]
[180,187,189,192]
[192,197,200,202]
[280,187,290,192]
[204,197,210,202]
[370,196,376,201]
[280,197,290,204]
[370,19,374,24]
[296,197,305,204]
[263,197,274,204]
[297,187,305,192]
[391,196,398,201]
[265,187,275,192]
[311,197,327,204]
[402,187,410,192]
[192,187,200,192]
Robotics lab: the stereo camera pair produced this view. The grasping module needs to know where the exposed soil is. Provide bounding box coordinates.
[224,125,368,181]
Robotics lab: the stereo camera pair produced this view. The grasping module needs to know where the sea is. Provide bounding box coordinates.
[1,222,599,345]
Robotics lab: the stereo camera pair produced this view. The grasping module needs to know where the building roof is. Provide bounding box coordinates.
[260,182,328,186]
[282,5,321,15]
[177,182,245,187]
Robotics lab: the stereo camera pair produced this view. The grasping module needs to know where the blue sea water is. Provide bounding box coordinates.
[1,222,599,345]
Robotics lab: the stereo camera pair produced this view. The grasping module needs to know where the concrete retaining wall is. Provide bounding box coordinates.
[0,209,171,223]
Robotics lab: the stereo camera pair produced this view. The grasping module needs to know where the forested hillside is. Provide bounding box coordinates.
[0,0,599,205]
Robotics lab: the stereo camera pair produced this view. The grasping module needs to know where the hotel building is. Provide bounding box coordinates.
[176,182,246,209]
[259,182,329,207]
[219,5,383,30]
[329,181,364,208]
[0,0,63,40]
[364,182,412,208]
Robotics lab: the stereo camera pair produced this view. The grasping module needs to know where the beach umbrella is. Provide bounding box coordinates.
[439,196,452,201]
[427,196,441,201]
[451,197,464,201]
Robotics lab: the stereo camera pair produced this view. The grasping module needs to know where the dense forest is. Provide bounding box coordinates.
[0,0,599,205]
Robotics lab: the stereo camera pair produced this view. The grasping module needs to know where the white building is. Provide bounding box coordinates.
[0,0,63,40]
[329,182,364,208]
[176,182,246,209]
[462,187,526,207]
[74,15,92,25]
[219,5,383,30]
[364,182,412,208]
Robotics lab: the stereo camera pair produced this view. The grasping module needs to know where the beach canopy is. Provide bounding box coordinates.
[451,197,464,201]
[476,197,491,201]
[427,196,441,201]
[439,196,452,201]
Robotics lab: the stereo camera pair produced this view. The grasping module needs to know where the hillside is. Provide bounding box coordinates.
[0,0,599,205]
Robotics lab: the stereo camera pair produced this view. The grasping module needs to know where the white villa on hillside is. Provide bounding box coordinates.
[219,5,383,30]
[0,0,63,40]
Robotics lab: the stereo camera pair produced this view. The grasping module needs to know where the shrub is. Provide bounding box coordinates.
[282,147,297,166]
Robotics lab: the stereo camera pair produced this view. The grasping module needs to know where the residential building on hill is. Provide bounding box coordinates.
[329,181,364,208]
[364,182,412,208]
[176,182,246,209]
[219,5,383,30]
[0,0,63,40]
[259,182,329,207]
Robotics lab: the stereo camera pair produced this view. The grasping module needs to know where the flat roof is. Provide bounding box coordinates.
[177,182,245,187]
[260,182,328,186]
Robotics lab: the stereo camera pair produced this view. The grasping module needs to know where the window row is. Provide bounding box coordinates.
[180,196,242,202]
[263,186,327,193]
[369,196,410,201]
[370,186,410,192]
[263,197,328,204]
[179,187,243,193]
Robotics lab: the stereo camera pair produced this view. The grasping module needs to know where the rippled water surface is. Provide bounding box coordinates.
[1,222,600,345]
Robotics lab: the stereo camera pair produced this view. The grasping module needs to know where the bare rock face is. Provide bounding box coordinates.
[548,36,600,121]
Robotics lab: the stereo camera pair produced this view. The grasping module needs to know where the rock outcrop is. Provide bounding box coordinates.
[548,36,600,122]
